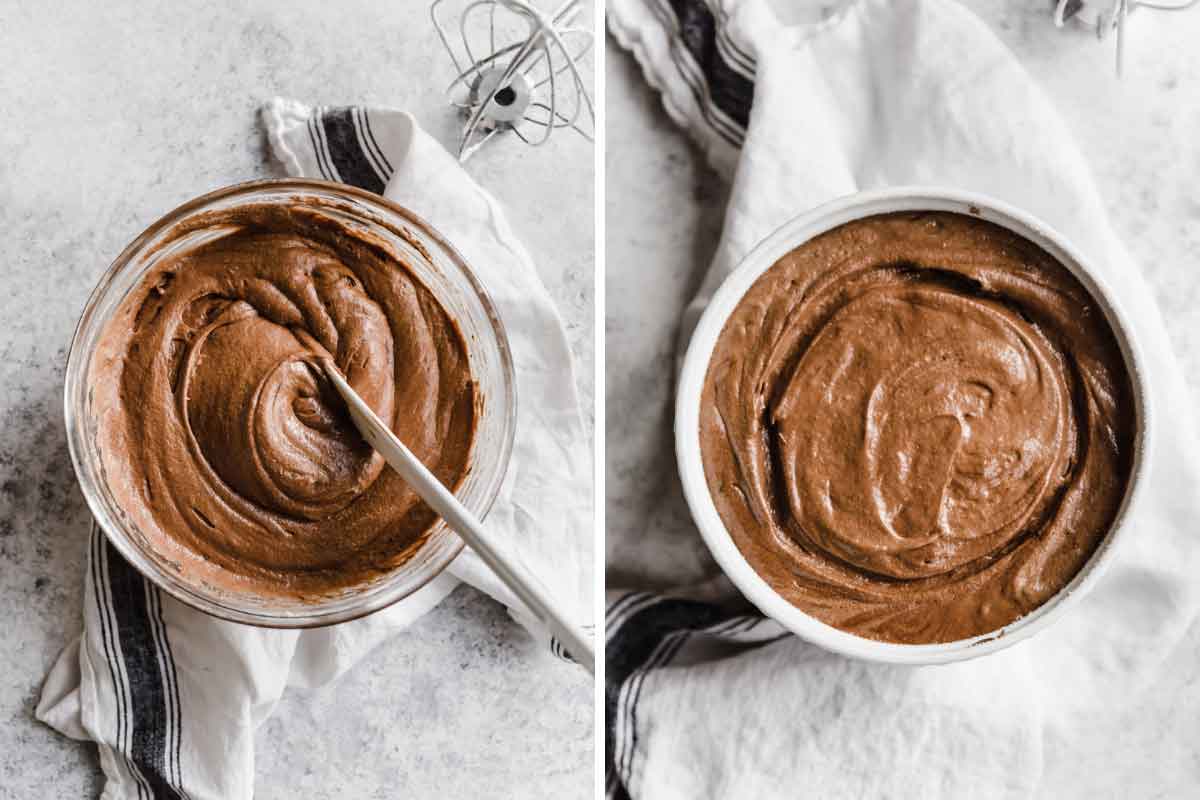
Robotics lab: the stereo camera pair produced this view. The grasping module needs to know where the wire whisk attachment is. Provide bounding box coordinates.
[431,0,595,162]
[1054,0,1200,76]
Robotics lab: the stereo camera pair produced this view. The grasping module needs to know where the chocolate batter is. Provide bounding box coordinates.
[92,200,476,598]
[700,211,1136,644]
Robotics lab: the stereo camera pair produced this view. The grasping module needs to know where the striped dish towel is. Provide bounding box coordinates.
[37,101,592,799]
[606,0,1200,797]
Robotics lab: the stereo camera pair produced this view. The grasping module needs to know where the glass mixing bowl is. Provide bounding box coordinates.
[65,179,516,627]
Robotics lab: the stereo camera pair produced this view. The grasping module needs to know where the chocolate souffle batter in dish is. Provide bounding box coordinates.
[700,211,1136,644]
[91,201,476,599]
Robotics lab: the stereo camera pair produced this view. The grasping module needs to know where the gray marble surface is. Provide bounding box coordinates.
[605,0,1200,794]
[0,1,593,797]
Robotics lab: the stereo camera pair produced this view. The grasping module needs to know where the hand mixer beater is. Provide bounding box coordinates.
[431,0,594,161]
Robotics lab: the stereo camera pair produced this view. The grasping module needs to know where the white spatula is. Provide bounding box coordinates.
[319,360,594,675]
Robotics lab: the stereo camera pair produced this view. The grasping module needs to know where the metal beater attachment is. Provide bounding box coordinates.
[431,0,594,162]
[1053,0,1199,75]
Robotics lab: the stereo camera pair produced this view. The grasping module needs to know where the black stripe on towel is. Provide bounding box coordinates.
[105,538,184,800]
[320,107,387,194]
[604,593,739,800]
[361,108,394,176]
[307,113,335,182]
[92,528,149,800]
[649,0,741,147]
[663,0,753,136]
[353,107,392,184]
[707,0,756,75]
[147,584,189,798]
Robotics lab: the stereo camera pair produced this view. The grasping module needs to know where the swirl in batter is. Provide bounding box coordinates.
[700,211,1136,644]
[92,201,476,598]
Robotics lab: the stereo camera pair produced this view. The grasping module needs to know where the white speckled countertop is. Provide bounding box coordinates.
[0,1,593,797]
[607,1,1200,794]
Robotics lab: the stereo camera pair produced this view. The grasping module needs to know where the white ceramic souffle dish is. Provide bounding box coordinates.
[675,187,1152,665]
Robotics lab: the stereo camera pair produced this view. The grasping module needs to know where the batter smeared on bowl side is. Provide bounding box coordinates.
[700,211,1136,644]
[91,201,476,599]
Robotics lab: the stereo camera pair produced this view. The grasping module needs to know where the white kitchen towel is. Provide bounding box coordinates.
[606,0,1200,798]
[36,101,592,800]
